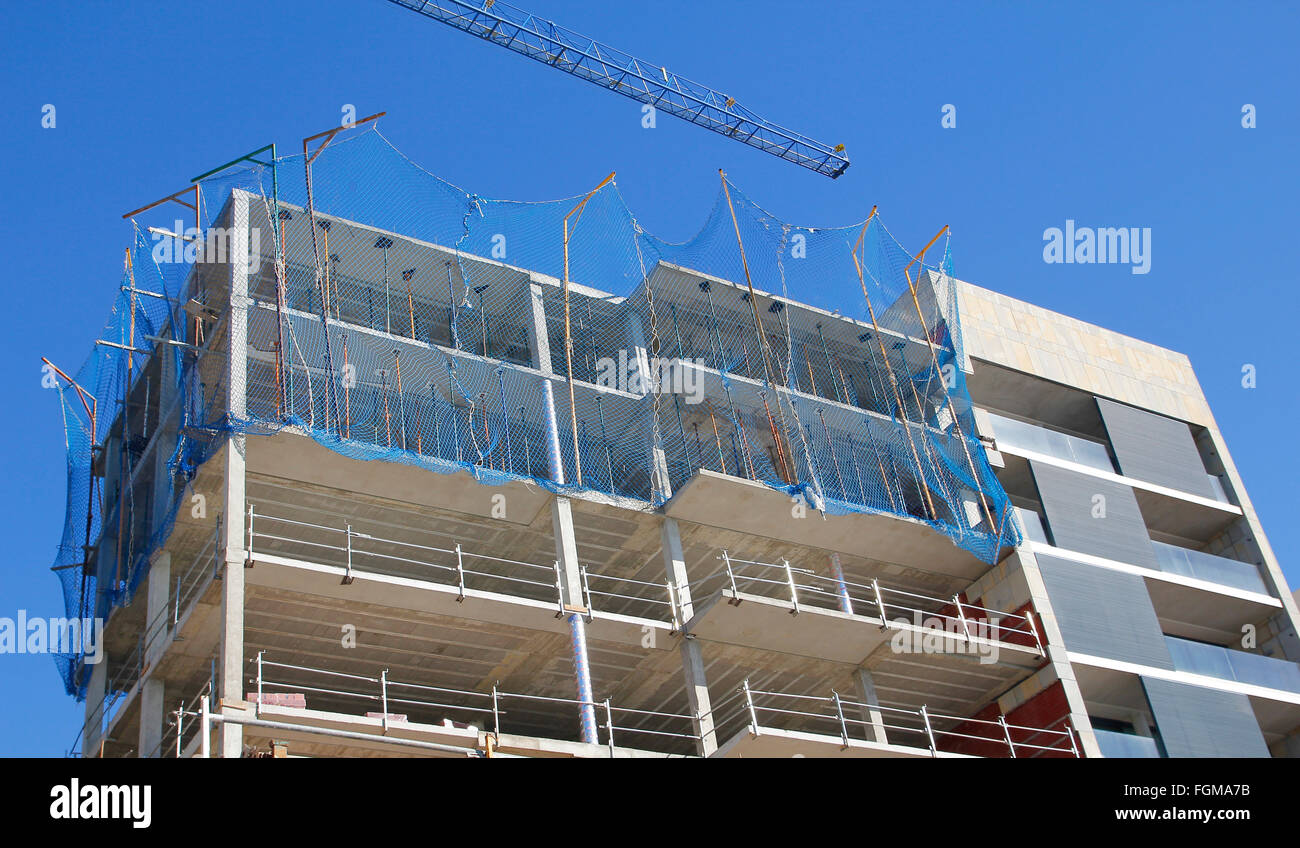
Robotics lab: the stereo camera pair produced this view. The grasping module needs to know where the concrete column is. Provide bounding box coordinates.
[651,446,672,503]
[227,191,251,424]
[138,681,166,758]
[98,433,122,607]
[853,667,889,745]
[627,300,673,504]
[623,310,651,396]
[143,550,172,666]
[138,550,171,758]
[542,352,600,744]
[552,498,584,609]
[1009,547,1101,758]
[525,280,552,373]
[660,518,694,621]
[1129,710,1155,739]
[661,517,717,757]
[552,496,597,743]
[82,658,107,758]
[219,438,247,760]
[678,641,715,757]
[218,190,251,759]
[150,337,179,540]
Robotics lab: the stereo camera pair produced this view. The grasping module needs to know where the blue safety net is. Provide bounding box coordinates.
[48,125,1016,698]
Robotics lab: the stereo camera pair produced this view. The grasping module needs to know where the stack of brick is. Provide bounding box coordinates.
[246,692,307,708]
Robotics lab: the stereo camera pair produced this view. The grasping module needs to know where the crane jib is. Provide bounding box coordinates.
[381,0,850,179]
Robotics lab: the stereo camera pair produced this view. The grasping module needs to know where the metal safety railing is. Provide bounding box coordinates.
[73,535,220,757]
[116,534,219,690]
[252,653,700,756]
[147,677,215,759]
[725,680,1078,758]
[245,506,682,626]
[695,551,1044,654]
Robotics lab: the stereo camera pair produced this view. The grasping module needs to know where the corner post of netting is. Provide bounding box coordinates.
[851,210,940,522]
[900,225,997,534]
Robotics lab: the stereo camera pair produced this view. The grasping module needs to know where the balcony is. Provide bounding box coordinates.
[684,552,1045,667]
[1150,541,1268,595]
[986,412,1115,473]
[248,655,699,757]
[1165,636,1300,695]
[989,411,1241,541]
[243,506,682,651]
[713,682,1079,758]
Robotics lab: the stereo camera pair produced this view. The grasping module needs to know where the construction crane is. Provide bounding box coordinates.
[380,0,850,178]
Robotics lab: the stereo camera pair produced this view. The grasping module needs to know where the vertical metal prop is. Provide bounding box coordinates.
[828,553,853,614]
[569,613,599,744]
[542,379,564,484]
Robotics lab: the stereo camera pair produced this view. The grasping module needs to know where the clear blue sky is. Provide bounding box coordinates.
[1,1,1295,755]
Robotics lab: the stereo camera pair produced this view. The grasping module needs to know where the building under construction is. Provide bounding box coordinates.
[54,124,1300,758]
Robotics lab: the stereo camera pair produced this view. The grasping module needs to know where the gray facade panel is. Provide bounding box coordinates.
[1097,398,1214,499]
[1036,554,1173,669]
[1030,460,1158,568]
[1141,677,1269,758]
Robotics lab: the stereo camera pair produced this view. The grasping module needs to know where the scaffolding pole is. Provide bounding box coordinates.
[900,227,998,533]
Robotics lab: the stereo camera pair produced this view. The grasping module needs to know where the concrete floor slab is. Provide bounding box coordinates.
[714,726,966,758]
[245,551,673,650]
[688,589,1042,670]
[665,469,996,580]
